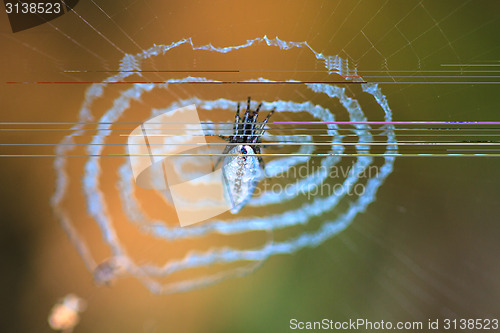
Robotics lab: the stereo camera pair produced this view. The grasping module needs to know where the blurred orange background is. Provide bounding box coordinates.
[1,1,500,332]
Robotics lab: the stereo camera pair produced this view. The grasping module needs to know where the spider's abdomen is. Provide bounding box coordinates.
[222,145,262,214]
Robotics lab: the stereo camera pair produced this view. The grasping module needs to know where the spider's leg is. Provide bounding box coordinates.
[217,134,232,141]
[252,108,275,143]
[261,107,275,129]
[258,155,266,172]
[213,144,233,171]
[253,102,263,121]
[254,145,267,175]
[246,96,251,115]
[250,102,263,141]
[241,97,253,143]
[233,102,241,143]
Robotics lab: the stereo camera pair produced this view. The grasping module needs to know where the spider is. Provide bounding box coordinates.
[216,97,275,214]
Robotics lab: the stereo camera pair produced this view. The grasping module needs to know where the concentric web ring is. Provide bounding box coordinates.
[52,37,397,295]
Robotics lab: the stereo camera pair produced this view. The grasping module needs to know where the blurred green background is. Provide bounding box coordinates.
[1,0,500,332]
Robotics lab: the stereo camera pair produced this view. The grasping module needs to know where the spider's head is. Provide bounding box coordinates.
[237,145,252,155]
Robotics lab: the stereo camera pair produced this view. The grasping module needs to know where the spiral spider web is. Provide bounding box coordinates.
[52,36,396,294]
